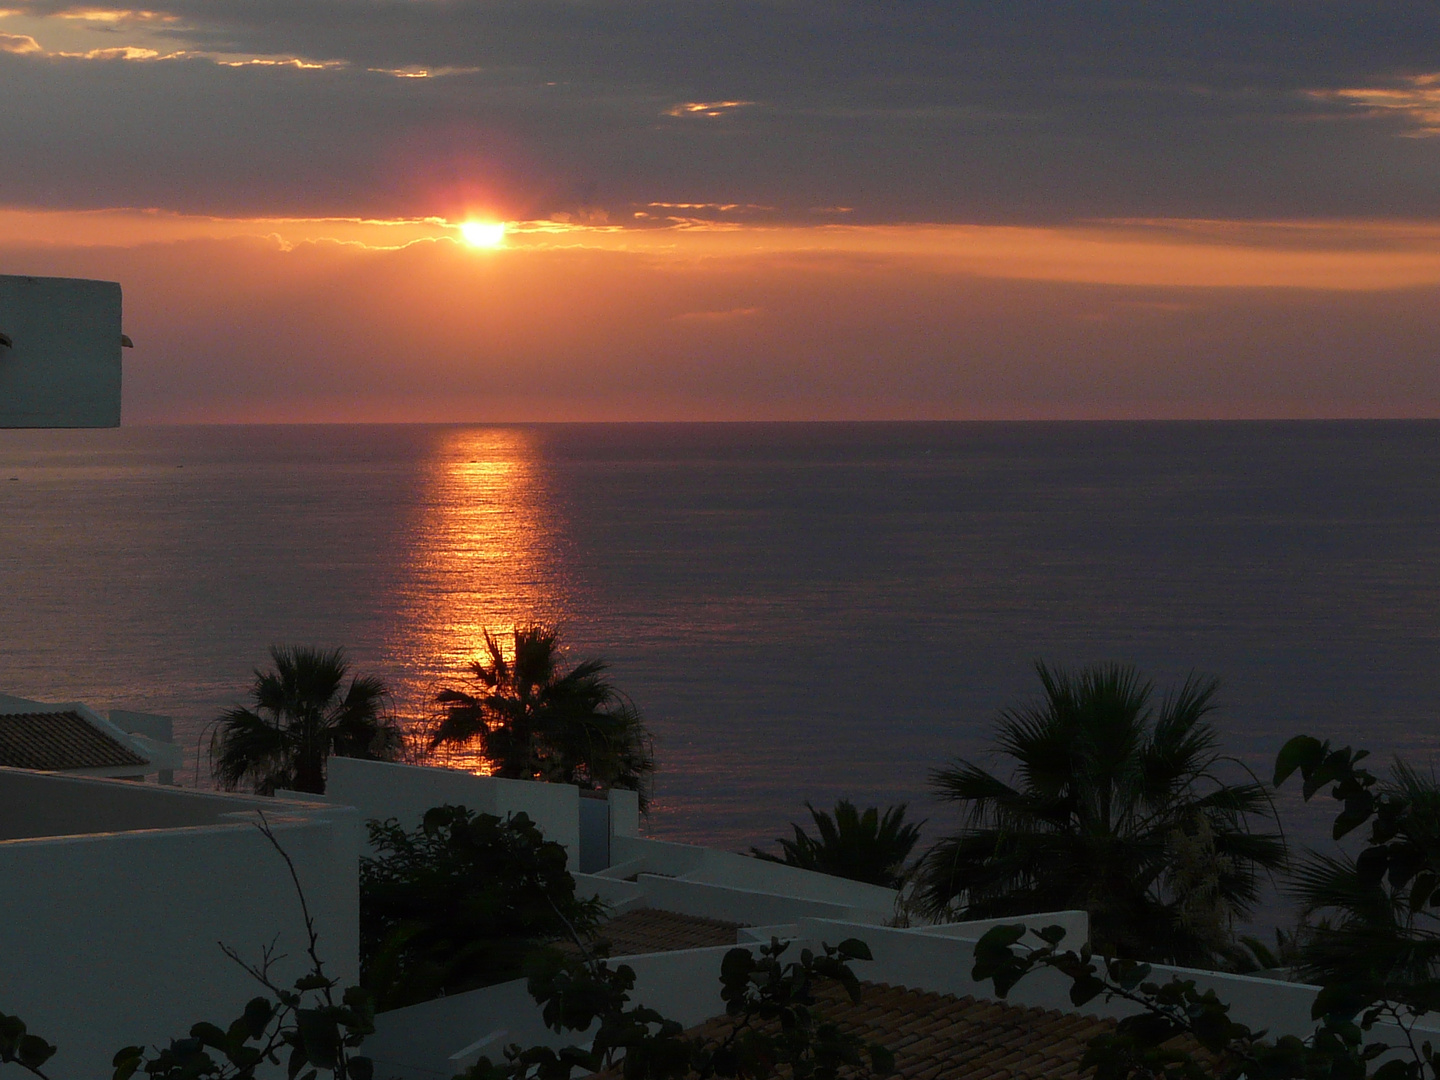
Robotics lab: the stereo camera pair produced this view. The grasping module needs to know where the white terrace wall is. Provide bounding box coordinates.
[604,835,897,916]
[0,773,358,1078]
[796,917,1325,1039]
[630,874,890,926]
[0,767,256,839]
[323,758,584,867]
[368,943,741,1079]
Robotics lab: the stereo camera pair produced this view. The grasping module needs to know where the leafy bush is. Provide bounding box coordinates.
[751,800,921,889]
[461,935,894,1080]
[360,804,605,1010]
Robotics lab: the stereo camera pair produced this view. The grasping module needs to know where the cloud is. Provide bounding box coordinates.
[1314,73,1440,136]
[672,306,763,322]
[663,100,754,119]
[1,1,1439,223]
[0,30,39,50]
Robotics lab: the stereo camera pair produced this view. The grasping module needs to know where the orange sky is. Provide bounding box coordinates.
[4,208,1438,421]
[3,4,1438,420]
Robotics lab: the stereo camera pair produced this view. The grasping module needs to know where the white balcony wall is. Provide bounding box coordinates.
[607,835,898,915]
[324,757,582,867]
[0,771,358,1078]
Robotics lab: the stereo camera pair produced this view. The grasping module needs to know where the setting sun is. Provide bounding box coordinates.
[459,220,506,248]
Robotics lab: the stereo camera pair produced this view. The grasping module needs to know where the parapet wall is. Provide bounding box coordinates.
[0,775,359,1078]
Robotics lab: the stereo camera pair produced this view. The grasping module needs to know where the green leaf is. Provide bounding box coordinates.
[112,1045,144,1080]
[1274,735,1324,787]
[14,1031,56,1071]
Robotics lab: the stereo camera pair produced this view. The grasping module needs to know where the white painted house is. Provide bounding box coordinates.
[0,274,129,428]
[0,693,183,783]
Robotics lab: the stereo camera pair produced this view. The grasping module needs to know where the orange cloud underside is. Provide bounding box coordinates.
[5,207,1440,291]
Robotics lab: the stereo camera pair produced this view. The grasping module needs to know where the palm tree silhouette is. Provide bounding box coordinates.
[431,624,654,808]
[752,799,922,888]
[914,661,1285,966]
[210,645,402,795]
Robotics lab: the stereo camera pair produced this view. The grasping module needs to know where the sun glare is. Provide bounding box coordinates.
[460,220,506,248]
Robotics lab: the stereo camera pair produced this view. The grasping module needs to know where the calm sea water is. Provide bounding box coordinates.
[2,422,1439,877]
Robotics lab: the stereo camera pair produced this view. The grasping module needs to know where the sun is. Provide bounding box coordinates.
[459,220,506,248]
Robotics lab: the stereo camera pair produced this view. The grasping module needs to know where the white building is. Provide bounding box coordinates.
[4,753,1417,1080]
[0,274,128,428]
[0,769,357,1078]
[0,694,183,783]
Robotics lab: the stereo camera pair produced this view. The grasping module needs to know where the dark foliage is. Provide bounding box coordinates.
[915,661,1285,966]
[459,936,894,1080]
[751,800,922,889]
[0,1012,57,1078]
[967,734,1440,1080]
[1276,736,1440,1034]
[431,625,655,809]
[360,804,604,1011]
[211,645,403,795]
[971,921,1377,1080]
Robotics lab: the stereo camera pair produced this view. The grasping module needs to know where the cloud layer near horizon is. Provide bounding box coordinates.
[2,1,1439,223]
[6,223,1440,422]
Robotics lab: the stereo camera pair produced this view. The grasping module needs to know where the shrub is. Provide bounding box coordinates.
[360,805,604,1010]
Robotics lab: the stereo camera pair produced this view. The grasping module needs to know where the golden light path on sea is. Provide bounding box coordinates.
[386,426,566,773]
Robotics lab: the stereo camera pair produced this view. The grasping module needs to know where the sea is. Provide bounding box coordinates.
[2,421,1439,919]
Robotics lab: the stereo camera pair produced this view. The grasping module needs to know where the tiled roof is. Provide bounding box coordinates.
[569,909,744,957]
[0,711,148,770]
[687,980,1118,1080]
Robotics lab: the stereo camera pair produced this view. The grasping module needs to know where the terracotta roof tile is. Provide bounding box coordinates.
[672,979,1136,1080]
[0,711,148,770]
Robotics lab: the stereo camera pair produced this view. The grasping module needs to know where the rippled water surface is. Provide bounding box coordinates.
[2,422,1439,867]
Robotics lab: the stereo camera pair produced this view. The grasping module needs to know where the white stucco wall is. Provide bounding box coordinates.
[0,774,358,1078]
[625,874,891,926]
[607,835,898,915]
[795,917,1326,1040]
[324,757,582,867]
[0,274,123,428]
[367,943,741,1079]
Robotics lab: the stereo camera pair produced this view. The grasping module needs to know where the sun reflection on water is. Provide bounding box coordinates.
[386,426,567,770]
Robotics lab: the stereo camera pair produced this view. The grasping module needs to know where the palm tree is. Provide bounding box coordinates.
[1287,759,1440,992]
[751,799,922,888]
[211,645,403,795]
[431,624,655,809]
[914,661,1286,966]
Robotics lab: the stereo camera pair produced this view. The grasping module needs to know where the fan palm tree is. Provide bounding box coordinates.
[210,645,403,795]
[751,799,923,888]
[431,624,655,809]
[914,661,1285,966]
[1286,758,1440,992]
